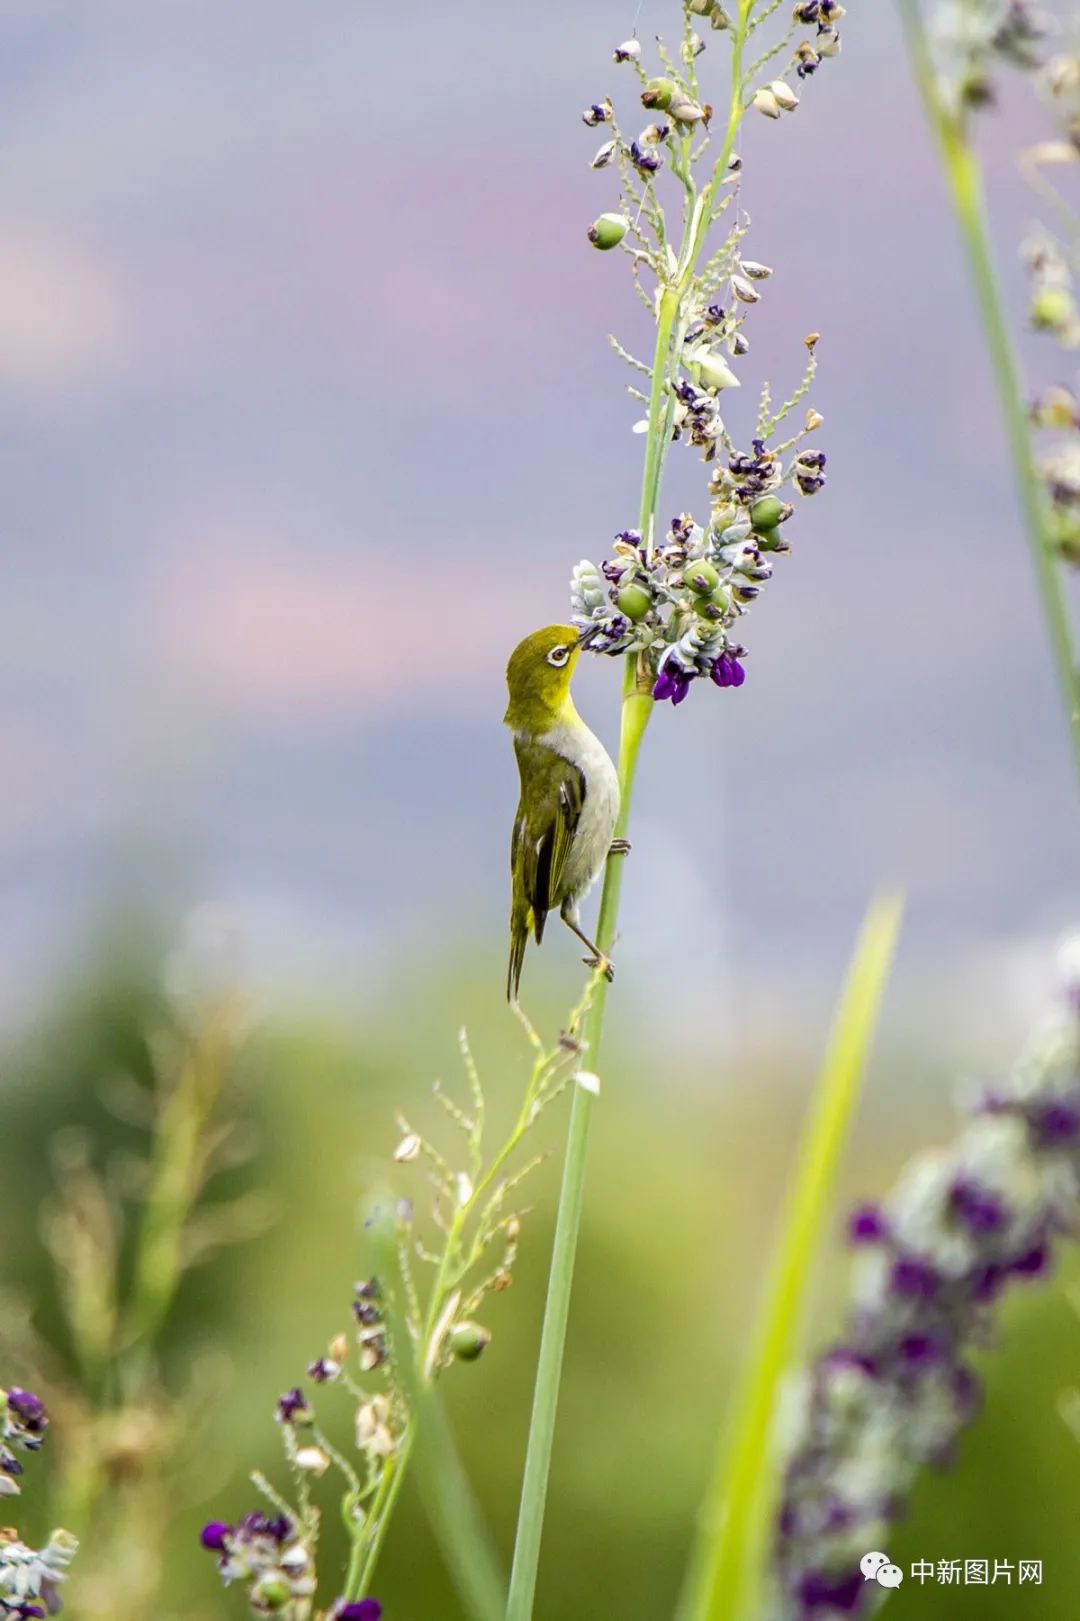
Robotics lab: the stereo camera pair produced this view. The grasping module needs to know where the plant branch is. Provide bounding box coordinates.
[898,0,1080,794]
[504,9,755,1617]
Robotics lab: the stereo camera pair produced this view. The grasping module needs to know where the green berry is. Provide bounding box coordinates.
[641,77,676,110]
[684,559,720,595]
[450,1322,492,1362]
[252,1575,291,1611]
[588,212,629,251]
[616,583,652,621]
[1031,286,1075,331]
[749,495,787,530]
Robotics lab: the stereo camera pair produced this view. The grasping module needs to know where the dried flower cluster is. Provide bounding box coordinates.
[773,1004,1080,1618]
[0,1387,77,1618]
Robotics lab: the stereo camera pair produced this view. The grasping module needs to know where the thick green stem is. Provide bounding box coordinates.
[504,13,755,1616]
[898,0,1080,793]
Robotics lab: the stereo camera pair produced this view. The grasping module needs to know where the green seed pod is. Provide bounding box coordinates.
[749,495,788,530]
[450,1322,492,1362]
[641,77,677,110]
[588,212,629,251]
[1031,286,1075,331]
[251,1574,291,1611]
[616,582,652,621]
[684,559,720,595]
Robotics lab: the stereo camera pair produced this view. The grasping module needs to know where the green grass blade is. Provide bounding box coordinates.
[678,890,904,1621]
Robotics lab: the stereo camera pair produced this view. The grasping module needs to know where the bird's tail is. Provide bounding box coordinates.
[507,918,528,1004]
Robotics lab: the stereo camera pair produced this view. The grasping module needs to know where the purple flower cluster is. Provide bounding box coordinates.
[1,1390,48,1498]
[200,1511,317,1616]
[774,1018,1080,1618]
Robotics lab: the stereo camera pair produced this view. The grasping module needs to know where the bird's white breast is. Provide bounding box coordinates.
[540,718,620,911]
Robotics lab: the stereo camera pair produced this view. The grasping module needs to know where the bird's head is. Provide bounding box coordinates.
[504,624,584,730]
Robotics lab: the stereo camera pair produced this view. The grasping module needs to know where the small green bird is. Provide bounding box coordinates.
[504,624,626,1003]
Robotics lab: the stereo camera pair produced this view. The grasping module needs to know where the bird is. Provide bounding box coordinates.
[504,624,627,1003]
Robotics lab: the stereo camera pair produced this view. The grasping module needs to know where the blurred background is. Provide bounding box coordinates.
[3,0,1080,1616]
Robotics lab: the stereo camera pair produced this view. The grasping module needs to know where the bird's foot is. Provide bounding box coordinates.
[582,953,616,984]
[609,839,632,856]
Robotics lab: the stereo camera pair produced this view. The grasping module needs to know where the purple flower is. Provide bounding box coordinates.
[276,1387,309,1425]
[333,1604,382,1621]
[308,1357,338,1383]
[797,1567,865,1613]
[898,1333,942,1368]
[6,1390,47,1437]
[200,1521,231,1552]
[711,652,746,688]
[1032,1099,1080,1145]
[653,664,691,705]
[889,1257,938,1299]
[629,140,660,174]
[1011,1242,1049,1276]
[950,1178,1006,1234]
[847,1203,887,1243]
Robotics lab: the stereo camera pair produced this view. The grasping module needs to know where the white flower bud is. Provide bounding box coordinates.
[732,276,760,304]
[754,87,781,118]
[394,1132,421,1162]
[590,139,617,169]
[294,1446,330,1476]
[740,260,773,279]
[688,345,741,391]
[613,39,641,63]
[770,79,800,110]
[682,30,706,60]
[669,94,707,124]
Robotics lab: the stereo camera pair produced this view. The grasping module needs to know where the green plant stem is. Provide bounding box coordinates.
[898,0,1080,793]
[677,892,903,1621]
[414,1392,506,1621]
[505,672,651,1621]
[504,13,755,1617]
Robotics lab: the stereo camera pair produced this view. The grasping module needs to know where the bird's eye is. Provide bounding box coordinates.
[546,644,570,668]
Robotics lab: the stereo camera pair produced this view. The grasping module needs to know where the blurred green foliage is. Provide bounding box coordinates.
[2,922,1079,1619]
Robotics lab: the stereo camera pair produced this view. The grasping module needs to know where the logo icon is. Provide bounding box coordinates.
[861,1551,904,1590]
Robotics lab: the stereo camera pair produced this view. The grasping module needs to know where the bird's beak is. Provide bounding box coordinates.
[577,625,600,649]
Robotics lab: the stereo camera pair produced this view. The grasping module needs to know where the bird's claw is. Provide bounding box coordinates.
[609,839,632,856]
[582,953,616,984]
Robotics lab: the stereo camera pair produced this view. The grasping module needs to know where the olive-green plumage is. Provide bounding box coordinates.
[504,625,621,1003]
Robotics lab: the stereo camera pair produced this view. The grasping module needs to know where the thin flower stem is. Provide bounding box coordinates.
[898,0,1080,794]
[504,10,754,1616]
[505,673,652,1621]
[677,892,903,1621]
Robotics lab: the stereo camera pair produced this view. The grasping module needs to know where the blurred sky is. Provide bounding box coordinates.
[3,0,1080,1059]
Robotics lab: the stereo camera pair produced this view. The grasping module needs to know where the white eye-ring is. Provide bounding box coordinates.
[547,644,570,668]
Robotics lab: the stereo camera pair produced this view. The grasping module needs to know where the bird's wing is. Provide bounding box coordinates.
[511,738,586,945]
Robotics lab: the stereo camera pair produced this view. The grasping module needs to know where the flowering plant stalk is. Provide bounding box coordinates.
[199,990,602,1620]
[510,3,842,1611]
[0,959,260,1620]
[0,1385,78,1618]
[772,955,1080,1617]
[898,0,1080,792]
